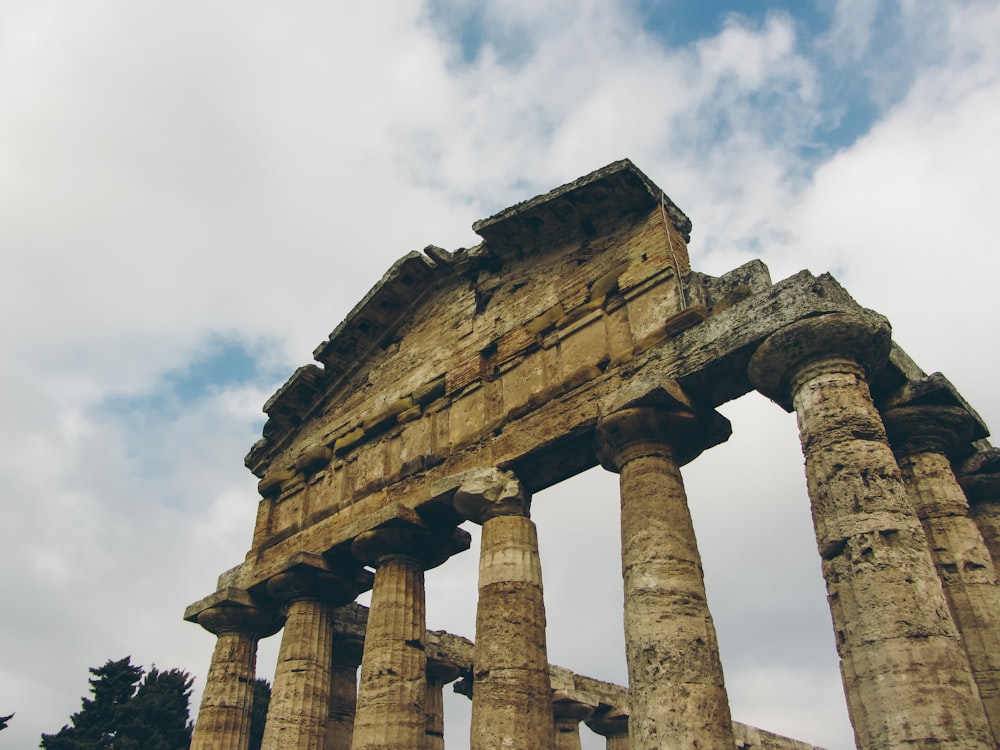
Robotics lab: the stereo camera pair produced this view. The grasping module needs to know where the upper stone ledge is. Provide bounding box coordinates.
[880,372,988,428]
[473,159,691,257]
[878,373,990,464]
[312,250,452,369]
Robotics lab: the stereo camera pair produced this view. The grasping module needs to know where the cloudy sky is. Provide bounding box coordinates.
[2,1,998,748]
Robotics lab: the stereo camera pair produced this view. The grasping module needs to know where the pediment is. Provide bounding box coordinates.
[246,159,695,495]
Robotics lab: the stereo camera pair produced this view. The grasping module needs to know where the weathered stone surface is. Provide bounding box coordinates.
[553,698,594,750]
[456,469,555,750]
[750,315,993,750]
[597,404,736,750]
[326,634,363,750]
[261,569,341,750]
[309,601,826,749]
[958,447,1000,573]
[451,467,528,522]
[350,526,460,750]
[423,659,459,750]
[243,265,891,574]
[748,310,892,411]
[189,599,280,750]
[884,404,1000,745]
[586,707,630,750]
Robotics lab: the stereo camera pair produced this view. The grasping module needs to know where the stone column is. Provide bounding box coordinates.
[350,524,468,750]
[191,602,279,750]
[453,468,556,750]
[959,448,1000,573]
[423,659,459,750]
[749,312,993,750]
[261,566,364,750]
[325,635,363,750]
[596,402,736,750]
[884,404,1000,744]
[587,709,629,750]
[553,698,594,750]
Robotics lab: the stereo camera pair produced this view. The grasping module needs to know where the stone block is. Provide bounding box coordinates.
[625,276,686,346]
[558,316,609,386]
[499,350,546,422]
[448,388,486,452]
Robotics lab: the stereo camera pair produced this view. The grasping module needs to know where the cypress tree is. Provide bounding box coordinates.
[40,658,192,750]
[41,657,143,749]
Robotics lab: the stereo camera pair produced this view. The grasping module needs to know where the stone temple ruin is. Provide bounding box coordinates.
[185,160,1000,750]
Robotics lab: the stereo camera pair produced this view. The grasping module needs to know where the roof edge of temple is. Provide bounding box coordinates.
[473,158,691,253]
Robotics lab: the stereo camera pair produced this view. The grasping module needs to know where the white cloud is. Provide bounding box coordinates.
[822,0,881,64]
[783,0,1000,415]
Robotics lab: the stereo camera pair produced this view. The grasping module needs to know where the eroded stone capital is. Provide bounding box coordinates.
[961,474,1000,506]
[426,658,461,684]
[748,311,891,410]
[958,448,1000,505]
[185,587,283,638]
[958,447,1000,477]
[883,404,978,459]
[553,697,596,723]
[197,603,280,637]
[586,707,628,737]
[351,524,471,570]
[595,405,730,471]
[453,467,529,523]
[586,708,630,739]
[266,566,367,607]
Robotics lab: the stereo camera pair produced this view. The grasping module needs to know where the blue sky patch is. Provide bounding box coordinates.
[167,338,261,402]
[101,337,273,422]
[636,0,831,47]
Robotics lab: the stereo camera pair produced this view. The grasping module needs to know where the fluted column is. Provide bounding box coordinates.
[959,448,1000,573]
[423,659,459,750]
[749,312,993,750]
[596,401,735,750]
[884,404,1000,744]
[553,699,594,750]
[587,709,629,750]
[453,468,556,750]
[261,567,364,750]
[325,635,363,750]
[191,603,279,750]
[351,524,469,750]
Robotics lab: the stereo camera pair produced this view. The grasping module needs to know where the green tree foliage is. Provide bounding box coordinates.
[40,657,193,750]
[248,678,271,750]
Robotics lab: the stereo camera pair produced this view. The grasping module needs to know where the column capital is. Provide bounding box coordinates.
[265,563,369,608]
[426,658,461,684]
[185,587,283,638]
[351,523,471,570]
[197,603,280,638]
[883,404,978,459]
[957,448,1000,505]
[595,405,730,471]
[586,707,629,738]
[553,696,596,723]
[748,311,891,410]
[452,468,529,524]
